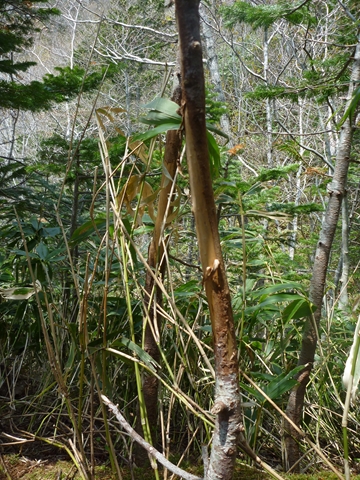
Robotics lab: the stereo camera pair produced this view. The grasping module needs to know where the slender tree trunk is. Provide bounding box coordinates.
[201,1,234,223]
[284,40,360,471]
[338,192,350,310]
[200,2,232,143]
[63,153,80,323]
[175,2,242,479]
[264,28,273,169]
[135,81,182,462]
[335,179,360,304]
[289,99,304,261]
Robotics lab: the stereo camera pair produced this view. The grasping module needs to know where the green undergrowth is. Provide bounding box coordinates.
[2,455,360,480]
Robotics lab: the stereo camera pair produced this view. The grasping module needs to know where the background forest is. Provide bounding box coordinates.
[0,0,360,479]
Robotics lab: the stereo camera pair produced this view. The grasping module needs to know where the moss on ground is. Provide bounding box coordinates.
[1,455,360,480]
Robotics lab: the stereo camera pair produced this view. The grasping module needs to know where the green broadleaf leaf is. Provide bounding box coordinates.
[140,111,181,126]
[263,365,303,402]
[245,293,304,314]
[337,85,360,129]
[174,280,200,298]
[111,336,160,372]
[206,122,229,140]
[69,217,107,246]
[241,382,264,403]
[42,227,61,237]
[143,97,181,120]
[282,298,316,322]
[0,280,42,300]
[252,282,305,298]
[264,378,298,402]
[36,242,48,261]
[132,123,180,142]
[11,250,38,259]
[207,130,220,178]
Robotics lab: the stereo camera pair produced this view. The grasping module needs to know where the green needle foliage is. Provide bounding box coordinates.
[220,0,315,29]
[0,0,360,477]
[0,1,112,111]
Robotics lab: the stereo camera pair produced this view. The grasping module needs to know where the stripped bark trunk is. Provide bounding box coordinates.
[135,81,182,462]
[175,1,242,479]
[284,39,360,471]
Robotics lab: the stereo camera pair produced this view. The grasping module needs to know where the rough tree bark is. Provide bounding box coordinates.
[135,81,182,462]
[284,39,360,471]
[175,1,242,479]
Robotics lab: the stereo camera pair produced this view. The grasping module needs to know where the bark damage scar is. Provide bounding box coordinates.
[190,40,201,50]
[214,327,238,373]
[211,398,238,415]
[327,180,342,196]
[203,258,220,286]
[211,401,227,415]
[224,447,236,456]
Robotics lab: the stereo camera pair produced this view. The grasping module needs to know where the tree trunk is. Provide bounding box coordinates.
[264,28,273,169]
[284,40,360,471]
[289,99,304,261]
[135,81,182,462]
[338,192,350,310]
[200,2,232,143]
[175,2,242,479]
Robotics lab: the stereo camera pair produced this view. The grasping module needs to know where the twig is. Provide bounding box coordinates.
[101,395,203,480]
[337,0,357,23]
[275,117,335,172]
[168,254,202,271]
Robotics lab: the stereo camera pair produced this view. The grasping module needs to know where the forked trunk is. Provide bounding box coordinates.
[284,40,360,471]
[175,1,242,479]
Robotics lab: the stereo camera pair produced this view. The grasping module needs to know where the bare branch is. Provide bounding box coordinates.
[101,395,203,480]
[68,3,177,38]
[94,46,175,67]
[337,0,357,23]
[275,117,335,172]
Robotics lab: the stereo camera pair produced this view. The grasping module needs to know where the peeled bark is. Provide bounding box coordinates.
[284,40,360,471]
[175,1,242,479]
[135,82,182,462]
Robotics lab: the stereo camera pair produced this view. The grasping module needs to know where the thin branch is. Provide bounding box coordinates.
[286,0,312,16]
[244,129,334,137]
[94,46,175,67]
[275,118,335,172]
[337,0,357,23]
[103,19,177,39]
[101,395,203,480]
[71,4,177,38]
[236,155,259,176]
[222,37,266,82]
[168,254,202,271]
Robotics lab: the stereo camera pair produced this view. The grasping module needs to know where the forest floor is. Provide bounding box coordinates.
[1,454,360,480]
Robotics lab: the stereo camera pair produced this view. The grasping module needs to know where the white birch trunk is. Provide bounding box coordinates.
[285,37,360,471]
[200,3,233,144]
[289,99,304,260]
